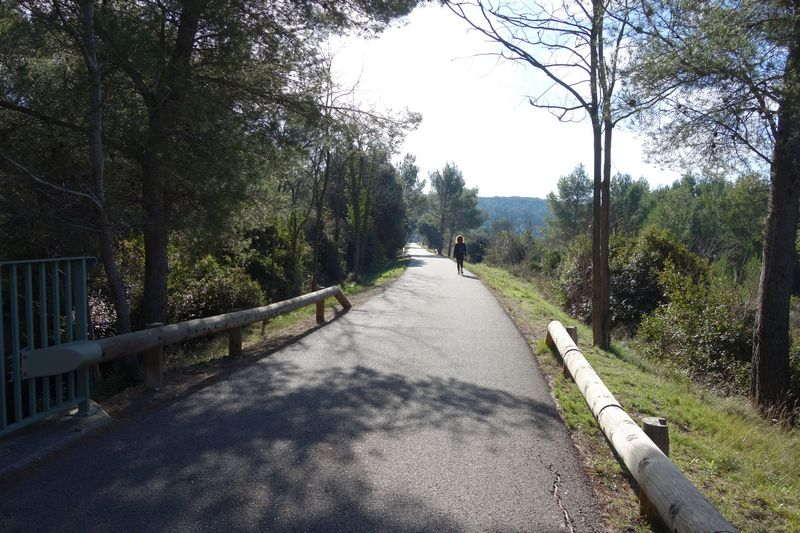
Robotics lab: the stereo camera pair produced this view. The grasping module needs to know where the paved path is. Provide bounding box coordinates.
[0,245,599,532]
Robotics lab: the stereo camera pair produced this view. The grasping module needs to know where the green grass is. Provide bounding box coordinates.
[340,257,409,295]
[468,261,800,533]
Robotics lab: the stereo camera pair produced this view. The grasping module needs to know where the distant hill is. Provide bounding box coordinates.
[477,196,550,234]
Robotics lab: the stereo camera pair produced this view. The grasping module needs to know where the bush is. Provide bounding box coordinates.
[638,265,753,393]
[486,230,528,265]
[610,228,707,331]
[557,234,593,321]
[418,222,443,252]
[540,248,562,275]
[244,225,304,301]
[168,255,263,322]
[555,228,708,332]
[467,235,490,263]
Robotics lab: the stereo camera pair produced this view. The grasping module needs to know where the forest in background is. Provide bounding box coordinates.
[476,197,549,234]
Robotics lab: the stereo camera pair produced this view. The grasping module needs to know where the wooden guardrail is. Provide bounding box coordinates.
[546,320,737,533]
[21,285,351,388]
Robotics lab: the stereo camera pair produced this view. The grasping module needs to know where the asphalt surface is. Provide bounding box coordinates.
[0,245,600,532]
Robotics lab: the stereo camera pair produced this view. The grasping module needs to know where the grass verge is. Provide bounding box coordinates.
[468,261,800,533]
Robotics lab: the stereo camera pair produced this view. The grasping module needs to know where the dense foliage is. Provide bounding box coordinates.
[639,266,754,392]
[474,164,786,399]
[0,1,423,339]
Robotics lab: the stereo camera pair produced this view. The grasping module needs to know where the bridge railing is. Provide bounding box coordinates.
[20,285,352,392]
[546,320,737,533]
[1,257,94,437]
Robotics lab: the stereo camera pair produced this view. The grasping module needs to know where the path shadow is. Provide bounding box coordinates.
[0,361,562,532]
[406,256,425,267]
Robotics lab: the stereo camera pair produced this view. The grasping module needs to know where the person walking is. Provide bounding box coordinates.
[453,235,467,276]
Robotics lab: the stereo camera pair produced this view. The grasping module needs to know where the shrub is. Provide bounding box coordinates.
[556,228,709,332]
[168,255,263,322]
[638,265,753,393]
[467,235,490,263]
[244,225,304,301]
[557,234,593,321]
[610,227,707,331]
[486,230,527,265]
[539,248,562,275]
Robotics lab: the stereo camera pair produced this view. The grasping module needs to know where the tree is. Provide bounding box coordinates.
[444,0,648,348]
[0,1,134,334]
[398,153,427,237]
[1,0,422,326]
[632,0,800,411]
[546,164,593,241]
[430,162,466,254]
[445,187,484,253]
[418,222,444,252]
[610,173,650,235]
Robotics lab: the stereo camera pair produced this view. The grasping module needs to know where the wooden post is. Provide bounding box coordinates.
[642,417,670,456]
[640,417,670,520]
[142,322,164,390]
[229,326,242,357]
[316,300,325,324]
[566,325,578,343]
[333,289,352,310]
[546,320,736,533]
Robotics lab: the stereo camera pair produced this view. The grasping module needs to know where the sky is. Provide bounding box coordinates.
[330,4,681,199]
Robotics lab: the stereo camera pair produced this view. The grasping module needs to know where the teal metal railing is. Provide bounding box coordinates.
[1,257,94,437]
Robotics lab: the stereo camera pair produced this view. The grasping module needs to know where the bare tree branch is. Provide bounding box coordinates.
[0,151,102,208]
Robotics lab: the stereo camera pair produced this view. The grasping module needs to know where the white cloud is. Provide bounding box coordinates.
[331,5,680,198]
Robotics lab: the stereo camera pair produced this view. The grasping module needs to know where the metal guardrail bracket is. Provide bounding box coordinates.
[21,341,102,379]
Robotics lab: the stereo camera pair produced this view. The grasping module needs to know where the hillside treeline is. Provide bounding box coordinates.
[475,197,549,234]
[468,165,800,411]
[0,2,424,336]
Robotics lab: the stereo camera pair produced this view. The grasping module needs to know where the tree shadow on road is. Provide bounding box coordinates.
[1,359,564,532]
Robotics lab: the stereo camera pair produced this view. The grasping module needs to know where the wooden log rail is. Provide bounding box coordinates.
[546,320,737,533]
[21,286,352,386]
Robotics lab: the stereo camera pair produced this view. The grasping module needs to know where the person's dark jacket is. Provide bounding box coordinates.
[453,242,466,260]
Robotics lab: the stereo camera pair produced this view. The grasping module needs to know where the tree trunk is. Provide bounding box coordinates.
[311,149,332,290]
[79,0,132,334]
[141,152,170,325]
[137,1,203,325]
[447,230,453,257]
[98,213,131,333]
[597,117,612,350]
[590,0,608,348]
[438,189,448,256]
[591,118,606,348]
[351,155,365,281]
[752,32,800,412]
